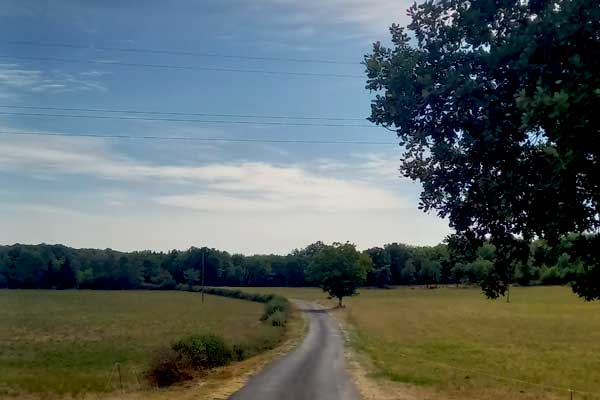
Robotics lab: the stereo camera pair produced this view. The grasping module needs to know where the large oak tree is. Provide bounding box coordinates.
[365,0,600,299]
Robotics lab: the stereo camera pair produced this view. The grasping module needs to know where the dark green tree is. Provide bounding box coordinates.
[183,268,200,290]
[385,243,413,283]
[307,242,372,307]
[400,259,417,284]
[365,247,392,287]
[57,257,77,289]
[365,0,600,299]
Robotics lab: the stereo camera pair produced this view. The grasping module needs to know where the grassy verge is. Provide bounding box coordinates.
[0,290,288,398]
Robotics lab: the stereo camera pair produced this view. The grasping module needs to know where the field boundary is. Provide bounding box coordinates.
[187,286,288,304]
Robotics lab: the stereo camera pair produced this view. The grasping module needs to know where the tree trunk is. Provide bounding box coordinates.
[338,297,343,308]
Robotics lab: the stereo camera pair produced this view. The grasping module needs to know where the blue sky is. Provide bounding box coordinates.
[0,0,450,254]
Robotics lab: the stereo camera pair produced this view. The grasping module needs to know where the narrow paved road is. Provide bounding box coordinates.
[229,300,360,400]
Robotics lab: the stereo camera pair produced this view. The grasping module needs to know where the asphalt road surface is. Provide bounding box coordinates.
[229,300,361,400]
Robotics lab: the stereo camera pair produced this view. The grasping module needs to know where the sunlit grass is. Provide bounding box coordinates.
[0,290,280,398]
[250,286,600,399]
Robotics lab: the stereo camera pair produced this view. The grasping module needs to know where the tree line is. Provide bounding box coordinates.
[0,235,591,294]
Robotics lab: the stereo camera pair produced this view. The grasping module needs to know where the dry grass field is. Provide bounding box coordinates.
[0,290,283,398]
[247,286,600,400]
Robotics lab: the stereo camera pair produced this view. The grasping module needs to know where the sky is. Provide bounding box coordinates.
[0,0,450,254]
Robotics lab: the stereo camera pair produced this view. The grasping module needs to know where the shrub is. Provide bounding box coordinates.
[146,348,192,387]
[147,289,291,387]
[539,266,565,285]
[267,310,287,327]
[172,334,233,369]
[232,343,247,361]
[261,296,289,321]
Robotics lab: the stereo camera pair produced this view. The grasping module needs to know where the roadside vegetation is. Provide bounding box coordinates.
[0,290,288,398]
[146,286,291,388]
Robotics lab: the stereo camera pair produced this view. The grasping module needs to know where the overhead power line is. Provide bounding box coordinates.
[0,55,363,79]
[2,40,358,66]
[0,111,375,128]
[0,104,367,122]
[0,130,395,145]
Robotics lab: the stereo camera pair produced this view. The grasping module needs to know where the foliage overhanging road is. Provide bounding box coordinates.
[229,300,360,400]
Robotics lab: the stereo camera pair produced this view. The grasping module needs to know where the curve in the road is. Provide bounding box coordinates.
[229,300,360,400]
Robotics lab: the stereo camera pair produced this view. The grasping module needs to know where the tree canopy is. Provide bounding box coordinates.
[365,0,600,300]
[306,242,372,306]
[0,238,588,292]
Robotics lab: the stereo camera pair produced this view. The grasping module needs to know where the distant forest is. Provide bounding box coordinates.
[0,236,585,290]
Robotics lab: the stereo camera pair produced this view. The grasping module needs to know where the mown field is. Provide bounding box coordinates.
[0,290,282,398]
[247,286,600,399]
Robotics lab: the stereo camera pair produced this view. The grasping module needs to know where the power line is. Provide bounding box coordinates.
[0,130,395,145]
[0,111,376,128]
[2,40,358,66]
[0,104,367,122]
[0,55,363,79]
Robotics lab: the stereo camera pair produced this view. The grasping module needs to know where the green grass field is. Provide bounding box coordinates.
[0,290,282,398]
[248,286,600,399]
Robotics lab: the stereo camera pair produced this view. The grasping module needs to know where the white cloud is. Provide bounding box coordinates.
[79,70,110,77]
[0,136,407,212]
[0,64,107,95]
[156,169,403,212]
[0,135,449,253]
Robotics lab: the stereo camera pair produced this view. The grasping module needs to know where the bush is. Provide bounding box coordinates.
[146,348,192,387]
[261,296,289,321]
[147,289,291,387]
[539,266,566,285]
[232,343,247,361]
[172,334,233,369]
[267,310,287,327]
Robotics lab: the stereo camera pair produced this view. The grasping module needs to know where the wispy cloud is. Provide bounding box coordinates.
[254,0,411,39]
[0,135,407,212]
[155,163,404,212]
[0,64,107,95]
[309,152,403,181]
[79,69,110,78]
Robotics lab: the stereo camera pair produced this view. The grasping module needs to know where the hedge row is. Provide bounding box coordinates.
[191,286,279,303]
[181,286,290,326]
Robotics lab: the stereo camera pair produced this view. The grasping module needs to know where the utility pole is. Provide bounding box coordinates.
[201,249,205,304]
